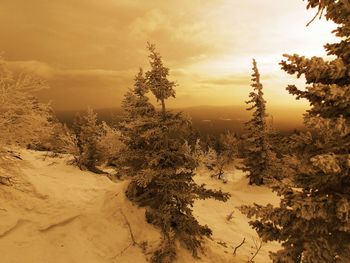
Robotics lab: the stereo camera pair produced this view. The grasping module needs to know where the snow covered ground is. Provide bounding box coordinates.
[0,150,280,263]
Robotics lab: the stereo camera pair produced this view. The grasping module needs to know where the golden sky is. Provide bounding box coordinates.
[0,0,337,111]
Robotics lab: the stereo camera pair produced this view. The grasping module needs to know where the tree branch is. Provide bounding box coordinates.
[248,237,262,263]
[233,237,246,255]
[110,209,149,261]
[119,208,137,246]
[306,7,323,27]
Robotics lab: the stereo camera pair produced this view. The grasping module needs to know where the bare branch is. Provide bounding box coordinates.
[119,208,137,246]
[110,209,148,261]
[248,237,263,263]
[233,237,246,255]
[306,7,323,27]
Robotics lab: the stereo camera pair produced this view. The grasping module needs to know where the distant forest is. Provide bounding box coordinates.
[56,105,305,136]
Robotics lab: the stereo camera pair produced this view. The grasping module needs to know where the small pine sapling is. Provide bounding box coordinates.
[72,108,103,173]
[212,131,238,181]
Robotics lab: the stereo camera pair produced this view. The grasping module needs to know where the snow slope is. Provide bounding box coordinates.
[0,150,280,263]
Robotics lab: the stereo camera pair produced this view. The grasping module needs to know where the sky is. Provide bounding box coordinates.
[0,0,337,111]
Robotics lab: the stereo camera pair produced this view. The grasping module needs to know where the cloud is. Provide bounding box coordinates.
[0,0,225,71]
[0,0,336,111]
[198,75,250,86]
[6,60,55,78]
[6,60,134,110]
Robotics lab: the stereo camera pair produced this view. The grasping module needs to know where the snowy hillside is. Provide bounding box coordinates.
[0,150,280,263]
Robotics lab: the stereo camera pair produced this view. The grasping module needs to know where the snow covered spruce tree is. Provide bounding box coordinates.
[72,107,102,173]
[121,43,230,263]
[118,67,157,174]
[241,2,350,262]
[242,59,271,185]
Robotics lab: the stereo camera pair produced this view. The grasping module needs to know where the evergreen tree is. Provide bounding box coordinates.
[241,2,350,262]
[242,59,271,185]
[118,68,157,174]
[145,42,176,118]
[193,138,206,169]
[122,44,230,263]
[72,107,102,173]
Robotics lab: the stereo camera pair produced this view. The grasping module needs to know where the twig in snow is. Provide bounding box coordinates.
[110,209,148,260]
[248,237,263,263]
[226,210,235,221]
[233,237,246,255]
[119,208,137,245]
[112,243,133,258]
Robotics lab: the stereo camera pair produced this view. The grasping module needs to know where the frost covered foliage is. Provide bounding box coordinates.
[97,121,125,165]
[206,132,238,180]
[181,139,206,170]
[117,67,157,174]
[242,59,272,185]
[0,58,54,183]
[120,44,230,263]
[241,2,350,262]
[203,146,218,171]
[0,58,54,149]
[71,108,103,173]
[193,138,207,167]
[41,123,77,153]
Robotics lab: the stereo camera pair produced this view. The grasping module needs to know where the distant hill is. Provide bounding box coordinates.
[55,108,121,126]
[55,105,305,136]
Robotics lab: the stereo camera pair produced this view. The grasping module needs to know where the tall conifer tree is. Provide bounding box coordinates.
[241,2,350,262]
[121,44,229,263]
[243,59,271,185]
